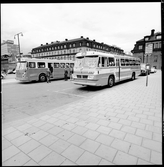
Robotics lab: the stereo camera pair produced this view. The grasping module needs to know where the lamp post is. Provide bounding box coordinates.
[14,32,23,59]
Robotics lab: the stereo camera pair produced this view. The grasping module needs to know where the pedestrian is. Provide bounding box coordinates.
[49,64,53,78]
[64,67,68,81]
[70,66,74,80]
[46,68,51,83]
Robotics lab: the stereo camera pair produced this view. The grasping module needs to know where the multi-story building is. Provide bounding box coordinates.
[1,40,19,62]
[131,29,162,69]
[31,36,124,60]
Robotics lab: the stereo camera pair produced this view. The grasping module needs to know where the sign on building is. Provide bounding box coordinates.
[145,43,153,55]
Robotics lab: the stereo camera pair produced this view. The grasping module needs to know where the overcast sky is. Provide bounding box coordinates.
[1,3,161,54]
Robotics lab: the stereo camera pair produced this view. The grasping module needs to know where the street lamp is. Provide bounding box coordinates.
[14,32,23,58]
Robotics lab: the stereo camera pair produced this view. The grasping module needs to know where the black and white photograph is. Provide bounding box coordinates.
[1,2,162,165]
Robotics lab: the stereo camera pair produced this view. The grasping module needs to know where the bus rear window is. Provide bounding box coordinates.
[54,63,59,68]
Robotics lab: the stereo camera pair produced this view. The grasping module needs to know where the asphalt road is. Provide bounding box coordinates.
[2,74,109,123]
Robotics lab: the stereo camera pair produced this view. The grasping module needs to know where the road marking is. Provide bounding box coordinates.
[53,90,86,98]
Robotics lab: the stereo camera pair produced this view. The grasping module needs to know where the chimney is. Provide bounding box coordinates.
[86,37,89,40]
[46,43,48,45]
[51,42,54,44]
[151,29,155,36]
[41,44,43,46]
[93,39,95,42]
[81,36,83,38]
[65,39,68,41]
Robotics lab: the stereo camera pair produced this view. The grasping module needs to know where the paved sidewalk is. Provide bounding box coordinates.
[2,70,162,165]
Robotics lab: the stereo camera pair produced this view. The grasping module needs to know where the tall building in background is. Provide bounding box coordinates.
[1,40,19,62]
[131,29,161,69]
[31,36,124,60]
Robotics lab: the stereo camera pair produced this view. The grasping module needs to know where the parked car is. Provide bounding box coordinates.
[150,66,156,73]
[140,63,147,75]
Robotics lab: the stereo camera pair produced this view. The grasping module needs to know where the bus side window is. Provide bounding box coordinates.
[29,62,36,68]
[70,63,74,68]
[66,63,69,68]
[38,62,45,68]
[108,57,114,66]
[54,63,59,68]
[60,63,65,68]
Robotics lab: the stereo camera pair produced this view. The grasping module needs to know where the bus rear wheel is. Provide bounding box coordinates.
[108,75,114,87]
[39,74,46,82]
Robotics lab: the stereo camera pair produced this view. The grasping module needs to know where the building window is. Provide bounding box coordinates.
[73,43,76,47]
[156,35,161,39]
[64,45,66,48]
[79,43,82,46]
[145,37,149,41]
[70,44,72,48]
[61,45,63,49]
[154,55,158,62]
[87,42,89,46]
[139,45,143,50]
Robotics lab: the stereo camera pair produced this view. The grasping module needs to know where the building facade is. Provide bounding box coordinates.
[131,29,162,69]
[1,40,19,62]
[31,36,124,60]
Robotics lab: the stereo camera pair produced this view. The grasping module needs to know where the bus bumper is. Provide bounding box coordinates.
[71,79,100,86]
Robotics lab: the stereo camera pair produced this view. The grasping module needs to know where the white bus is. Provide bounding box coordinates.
[15,58,74,82]
[71,51,141,87]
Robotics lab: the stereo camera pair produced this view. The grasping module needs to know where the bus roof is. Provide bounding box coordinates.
[75,51,140,60]
[18,58,74,63]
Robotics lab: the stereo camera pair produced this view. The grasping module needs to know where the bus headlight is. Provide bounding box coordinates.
[72,74,77,79]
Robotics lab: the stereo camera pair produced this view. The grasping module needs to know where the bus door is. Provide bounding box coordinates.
[54,62,60,78]
[48,63,54,78]
[116,58,120,82]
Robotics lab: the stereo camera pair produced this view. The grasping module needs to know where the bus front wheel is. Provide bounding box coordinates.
[39,74,46,82]
[108,75,114,87]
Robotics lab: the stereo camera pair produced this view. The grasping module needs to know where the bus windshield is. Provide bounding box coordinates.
[75,56,98,68]
[16,61,27,70]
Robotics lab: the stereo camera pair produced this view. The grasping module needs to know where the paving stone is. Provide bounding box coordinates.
[28,145,52,163]
[129,144,151,161]
[116,113,128,119]
[121,125,136,134]
[57,130,74,140]
[95,144,117,162]
[127,115,140,122]
[2,138,12,150]
[118,119,131,125]
[97,119,110,126]
[62,122,76,130]
[83,129,100,140]
[67,134,86,146]
[61,159,77,165]
[136,129,152,139]
[85,122,100,130]
[142,138,162,153]
[153,133,162,142]
[108,122,122,130]
[2,145,20,162]
[109,129,126,140]
[22,126,40,136]
[24,160,39,166]
[16,123,32,131]
[49,139,70,154]
[39,123,54,131]
[96,134,114,146]
[61,144,84,162]
[39,115,51,120]
[113,151,137,165]
[32,120,46,127]
[3,151,30,166]
[39,134,59,147]
[96,125,112,135]
[140,118,154,125]
[39,151,65,165]
[124,133,142,145]
[48,126,64,135]
[46,117,58,124]
[131,121,146,130]
[146,125,161,134]
[76,151,101,165]
[11,135,31,147]
[111,139,131,153]
[31,130,48,141]
[19,139,41,154]
[71,126,88,135]
[137,158,153,165]
[80,139,100,153]
[150,151,162,164]
[4,130,23,141]
[99,159,114,165]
